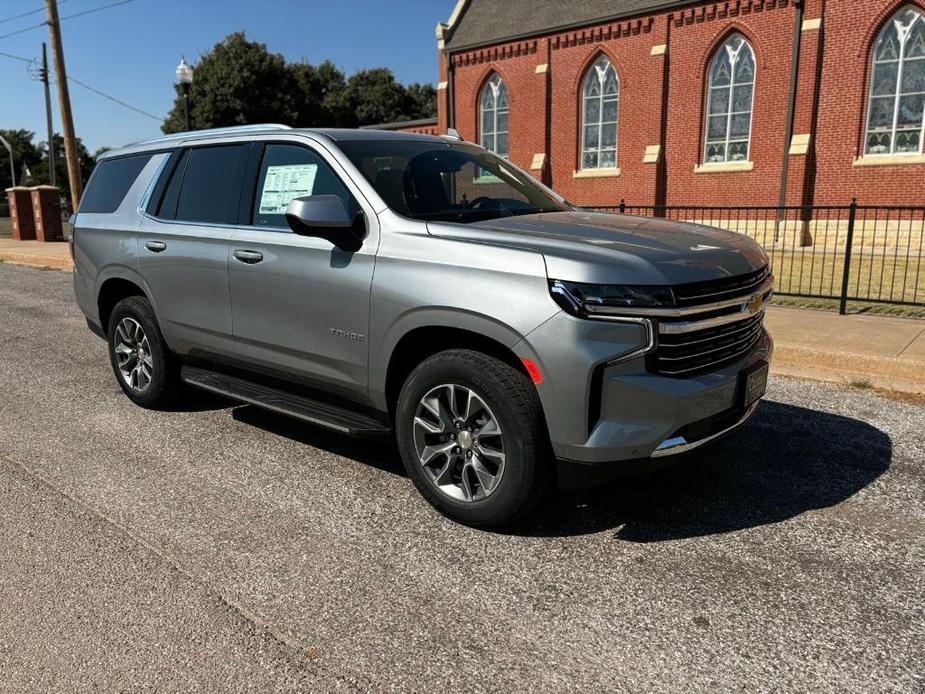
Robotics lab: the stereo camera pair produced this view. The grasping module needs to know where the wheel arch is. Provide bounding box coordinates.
[96,275,151,336]
[383,324,532,418]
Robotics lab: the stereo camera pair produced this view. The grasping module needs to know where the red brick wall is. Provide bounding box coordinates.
[438,0,925,208]
[812,0,925,205]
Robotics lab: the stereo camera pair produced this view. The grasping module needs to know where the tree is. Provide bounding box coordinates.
[162,33,299,133]
[404,83,438,120]
[341,68,409,126]
[31,133,95,210]
[161,33,437,131]
[0,129,42,191]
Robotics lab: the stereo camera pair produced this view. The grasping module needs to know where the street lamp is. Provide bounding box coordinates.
[175,57,194,131]
[0,134,15,188]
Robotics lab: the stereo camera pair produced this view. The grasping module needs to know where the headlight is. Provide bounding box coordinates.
[549,279,675,317]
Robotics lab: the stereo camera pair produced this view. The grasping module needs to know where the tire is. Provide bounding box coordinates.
[106,295,181,409]
[395,349,551,528]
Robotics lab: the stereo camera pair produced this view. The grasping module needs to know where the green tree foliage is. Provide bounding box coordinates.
[0,129,93,210]
[31,133,95,206]
[0,129,42,191]
[162,32,437,132]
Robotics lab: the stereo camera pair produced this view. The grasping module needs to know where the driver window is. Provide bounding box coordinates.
[252,144,355,228]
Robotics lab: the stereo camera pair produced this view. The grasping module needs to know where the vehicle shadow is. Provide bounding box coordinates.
[230,405,407,478]
[223,399,891,542]
[519,400,893,541]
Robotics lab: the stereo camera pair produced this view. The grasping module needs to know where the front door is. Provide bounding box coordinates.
[228,142,378,400]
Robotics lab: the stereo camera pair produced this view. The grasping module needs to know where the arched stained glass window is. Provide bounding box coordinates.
[704,34,755,164]
[580,56,619,169]
[479,74,509,157]
[865,6,925,155]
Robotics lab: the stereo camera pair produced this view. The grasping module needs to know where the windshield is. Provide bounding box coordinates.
[336,139,570,223]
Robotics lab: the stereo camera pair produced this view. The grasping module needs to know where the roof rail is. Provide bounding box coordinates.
[128,123,293,147]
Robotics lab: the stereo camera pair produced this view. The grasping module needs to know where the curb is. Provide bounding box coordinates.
[0,253,72,271]
[771,344,925,395]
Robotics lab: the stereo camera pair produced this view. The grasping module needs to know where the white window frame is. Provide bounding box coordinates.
[703,34,756,165]
[580,56,619,170]
[479,73,509,158]
[864,6,925,157]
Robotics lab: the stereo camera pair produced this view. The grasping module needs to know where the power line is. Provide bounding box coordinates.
[0,0,68,27]
[0,0,133,41]
[0,49,33,63]
[67,75,161,121]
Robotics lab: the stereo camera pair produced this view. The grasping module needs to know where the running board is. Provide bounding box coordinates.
[181,366,392,437]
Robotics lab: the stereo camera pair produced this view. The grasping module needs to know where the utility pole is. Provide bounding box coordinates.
[40,43,56,187]
[44,0,81,211]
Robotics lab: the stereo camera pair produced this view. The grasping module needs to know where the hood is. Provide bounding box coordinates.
[427,210,768,285]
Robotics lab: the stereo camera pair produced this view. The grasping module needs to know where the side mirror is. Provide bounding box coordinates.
[285,195,363,252]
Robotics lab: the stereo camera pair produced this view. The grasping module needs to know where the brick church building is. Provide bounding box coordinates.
[388,0,925,209]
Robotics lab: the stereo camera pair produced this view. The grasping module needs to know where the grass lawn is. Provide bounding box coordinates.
[767,248,925,316]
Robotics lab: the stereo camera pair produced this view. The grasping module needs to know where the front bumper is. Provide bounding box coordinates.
[514,310,773,489]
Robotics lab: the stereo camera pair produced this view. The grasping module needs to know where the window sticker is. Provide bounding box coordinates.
[258,164,318,214]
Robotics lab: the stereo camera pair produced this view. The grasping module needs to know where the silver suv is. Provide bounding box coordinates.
[73,124,773,527]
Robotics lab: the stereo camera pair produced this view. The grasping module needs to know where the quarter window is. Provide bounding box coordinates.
[580,56,619,170]
[865,6,925,155]
[479,74,509,158]
[80,154,152,214]
[704,34,755,164]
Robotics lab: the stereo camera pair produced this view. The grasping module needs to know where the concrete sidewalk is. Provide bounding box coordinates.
[766,307,925,394]
[1,241,922,393]
[0,238,71,270]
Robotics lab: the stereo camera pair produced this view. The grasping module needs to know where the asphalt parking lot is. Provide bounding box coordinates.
[0,263,922,692]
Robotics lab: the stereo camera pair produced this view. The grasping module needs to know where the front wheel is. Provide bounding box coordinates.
[395,349,551,528]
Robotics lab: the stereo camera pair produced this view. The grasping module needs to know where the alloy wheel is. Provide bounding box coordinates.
[113,317,153,392]
[412,383,506,502]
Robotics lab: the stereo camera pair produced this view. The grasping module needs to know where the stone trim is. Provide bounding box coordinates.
[437,81,449,90]
[531,153,548,170]
[853,154,925,167]
[650,43,667,56]
[643,145,661,163]
[801,17,822,32]
[535,63,549,74]
[573,167,621,178]
[789,133,811,156]
[693,161,754,174]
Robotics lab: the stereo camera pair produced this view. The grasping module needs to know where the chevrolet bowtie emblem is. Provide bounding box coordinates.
[743,294,763,314]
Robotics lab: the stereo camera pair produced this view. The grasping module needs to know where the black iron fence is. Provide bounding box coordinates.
[589,200,925,313]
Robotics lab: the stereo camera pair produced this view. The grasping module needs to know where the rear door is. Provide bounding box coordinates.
[228,140,379,399]
[138,143,250,358]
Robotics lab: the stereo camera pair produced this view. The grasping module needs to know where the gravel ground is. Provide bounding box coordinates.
[0,263,922,693]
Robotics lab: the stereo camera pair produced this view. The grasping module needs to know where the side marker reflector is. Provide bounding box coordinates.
[520,357,543,385]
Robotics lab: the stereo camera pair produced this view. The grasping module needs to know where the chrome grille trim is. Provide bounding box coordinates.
[652,315,765,376]
[585,276,773,319]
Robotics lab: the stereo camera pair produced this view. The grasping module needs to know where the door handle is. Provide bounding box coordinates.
[233,249,264,264]
[144,241,167,253]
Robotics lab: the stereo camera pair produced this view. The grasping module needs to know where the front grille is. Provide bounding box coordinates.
[648,265,771,377]
[673,265,770,307]
[652,312,765,376]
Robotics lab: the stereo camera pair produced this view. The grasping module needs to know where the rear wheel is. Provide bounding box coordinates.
[106,296,181,409]
[396,349,550,527]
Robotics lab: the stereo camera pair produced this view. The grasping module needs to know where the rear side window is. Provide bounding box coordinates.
[175,145,248,224]
[79,154,152,213]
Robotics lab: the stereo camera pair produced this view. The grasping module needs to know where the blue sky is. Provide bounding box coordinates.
[0,0,455,152]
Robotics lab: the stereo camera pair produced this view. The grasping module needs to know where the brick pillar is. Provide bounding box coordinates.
[30,185,64,242]
[532,39,552,185]
[5,187,36,241]
[784,2,825,208]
